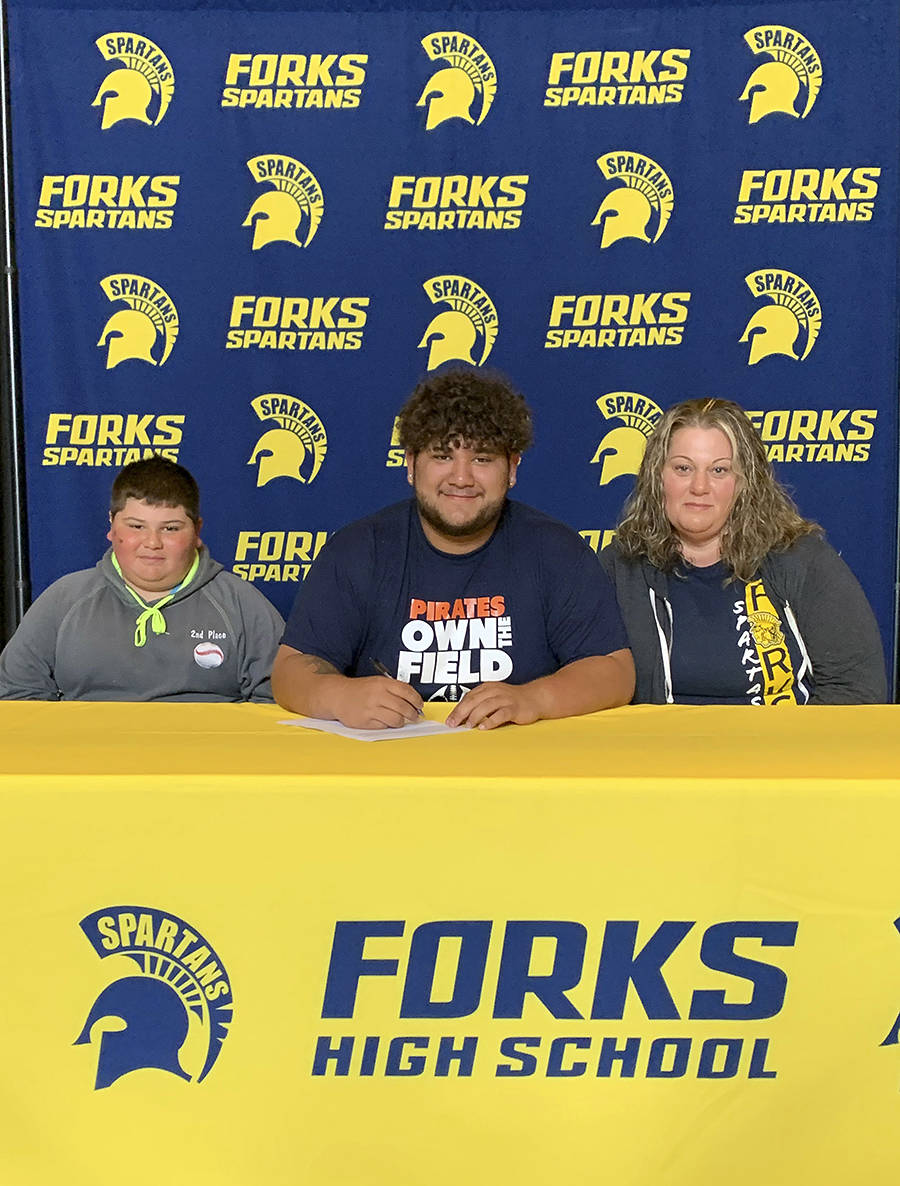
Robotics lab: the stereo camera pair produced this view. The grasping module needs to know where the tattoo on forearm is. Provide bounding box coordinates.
[300,654,339,677]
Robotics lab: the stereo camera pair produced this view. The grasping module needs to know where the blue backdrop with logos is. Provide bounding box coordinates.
[7,0,899,677]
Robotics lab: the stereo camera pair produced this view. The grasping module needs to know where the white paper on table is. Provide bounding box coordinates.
[278,717,459,742]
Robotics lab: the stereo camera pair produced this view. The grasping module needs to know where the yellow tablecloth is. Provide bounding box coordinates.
[2,702,900,1185]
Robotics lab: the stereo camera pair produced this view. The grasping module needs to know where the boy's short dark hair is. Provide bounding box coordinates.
[110,456,200,523]
[397,367,534,455]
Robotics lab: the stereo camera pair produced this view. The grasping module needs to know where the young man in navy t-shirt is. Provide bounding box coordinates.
[273,369,634,729]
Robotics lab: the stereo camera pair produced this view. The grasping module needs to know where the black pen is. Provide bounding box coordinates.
[370,657,424,716]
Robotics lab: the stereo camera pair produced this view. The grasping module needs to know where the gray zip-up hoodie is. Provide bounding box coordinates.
[600,534,887,704]
[0,548,284,701]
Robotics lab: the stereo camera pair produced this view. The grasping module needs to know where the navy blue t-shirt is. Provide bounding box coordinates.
[668,562,812,705]
[282,499,627,702]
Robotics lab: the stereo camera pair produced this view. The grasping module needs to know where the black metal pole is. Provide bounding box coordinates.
[0,0,29,649]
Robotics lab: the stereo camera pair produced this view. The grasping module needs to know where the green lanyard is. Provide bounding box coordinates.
[112,551,200,647]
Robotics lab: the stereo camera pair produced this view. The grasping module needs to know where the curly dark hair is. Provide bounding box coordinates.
[397,368,534,455]
[110,456,200,523]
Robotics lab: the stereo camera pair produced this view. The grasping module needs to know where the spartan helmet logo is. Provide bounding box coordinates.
[741,306,801,366]
[75,977,190,1089]
[419,275,499,371]
[740,63,801,123]
[419,310,478,369]
[740,269,822,366]
[243,191,303,250]
[748,611,785,649]
[417,32,497,130]
[418,68,476,130]
[75,906,233,1091]
[97,274,179,369]
[248,394,327,487]
[249,428,309,486]
[99,309,158,369]
[243,155,324,251]
[739,26,822,124]
[94,69,153,128]
[592,152,674,249]
[591,393,663,485]
[92,34,174,129]
[593,188,653,249]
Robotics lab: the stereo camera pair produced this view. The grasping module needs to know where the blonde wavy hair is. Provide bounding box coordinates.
[615,398,819,580]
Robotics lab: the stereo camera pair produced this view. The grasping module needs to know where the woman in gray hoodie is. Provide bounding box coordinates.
[601,398,886,705]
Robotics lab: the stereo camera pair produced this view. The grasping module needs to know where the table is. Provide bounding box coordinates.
[2,702,900,1185]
